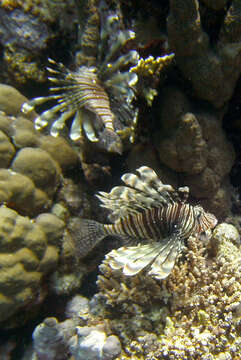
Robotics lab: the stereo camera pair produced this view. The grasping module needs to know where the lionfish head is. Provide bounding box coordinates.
[194,205,217,233]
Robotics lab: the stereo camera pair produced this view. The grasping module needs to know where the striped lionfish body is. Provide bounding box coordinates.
[21,0,139,154]
[74,166,217,280]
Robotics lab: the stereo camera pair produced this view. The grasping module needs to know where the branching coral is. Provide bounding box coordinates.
[95,223,241,359]
[130,53,174,106]
[29,223,241,359]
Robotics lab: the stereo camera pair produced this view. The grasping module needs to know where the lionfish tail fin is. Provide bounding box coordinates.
[105,235,181,280]
[68,218,106,258]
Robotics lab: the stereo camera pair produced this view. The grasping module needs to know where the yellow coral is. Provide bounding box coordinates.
[130,54,174,105]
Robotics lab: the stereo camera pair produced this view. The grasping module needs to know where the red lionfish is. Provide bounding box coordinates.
[75,166,217,280]
[21,0,139,154]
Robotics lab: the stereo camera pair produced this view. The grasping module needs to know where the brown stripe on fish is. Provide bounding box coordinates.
[179,204,195,238]
[141,211,156,239]
[122,215,135,237]
[126,214,139,237]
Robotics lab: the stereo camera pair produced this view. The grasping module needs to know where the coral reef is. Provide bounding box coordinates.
[0,84,94,324]
[95,223,241,359]
[27,295,122,360]
[167,0,241,107]
[0,205,64,325]
[0,1,241,359]
[130,53,174,106]
[154,86,235,218]
[22,0,140,154]
[0,0,77,84]
[28,223,241,359]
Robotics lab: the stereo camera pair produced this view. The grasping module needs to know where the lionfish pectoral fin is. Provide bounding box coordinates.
[106,242,167,276]
[82,110,99,142]
[147,235,182,280]
[68,218,107,259]
[106,236,182,279]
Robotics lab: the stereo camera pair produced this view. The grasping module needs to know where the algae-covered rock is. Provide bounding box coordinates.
[0,1,76,84]
[71,326,122,360]
[31,295,122,360]
[33,317,72,360]
[0,206,62,324]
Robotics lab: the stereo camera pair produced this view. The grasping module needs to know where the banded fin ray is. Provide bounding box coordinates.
[97,166,183,222]
[105,234,182,279]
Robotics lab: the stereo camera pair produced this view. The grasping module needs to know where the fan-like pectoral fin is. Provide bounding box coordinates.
[147,235,182,280]
[105,235,182,280]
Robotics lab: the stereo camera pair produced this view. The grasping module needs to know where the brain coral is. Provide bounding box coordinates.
[0,205,64,325]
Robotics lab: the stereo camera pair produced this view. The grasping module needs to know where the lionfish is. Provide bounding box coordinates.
[21,0,139,154]
[75,166,217,280]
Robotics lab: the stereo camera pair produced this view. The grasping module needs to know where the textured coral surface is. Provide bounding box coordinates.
[154,86,235,218]
[96,223,241,359]
[24,223,241,360]
[0,206,63,324]
[0,1,241,359]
